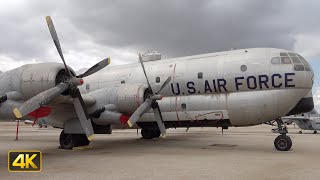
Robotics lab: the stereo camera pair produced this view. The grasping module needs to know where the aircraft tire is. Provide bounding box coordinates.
[314,130,318,134]
[59,130,78,149]
[274,134,292,151]
[76,134,90,146]
[155,129,161,138]
[141,128,155,139]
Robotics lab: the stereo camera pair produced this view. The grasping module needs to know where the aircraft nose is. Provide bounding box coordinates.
[297,54,314,87]
[286,90,314,116]
[285,53,314,115]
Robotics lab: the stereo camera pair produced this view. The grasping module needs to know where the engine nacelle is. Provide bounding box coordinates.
[19,62,73,99]
[88,84,148,115]
[117,84,148,114]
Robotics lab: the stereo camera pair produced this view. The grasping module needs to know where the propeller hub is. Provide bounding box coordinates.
[70,77,84,87]
[151,95,163,101]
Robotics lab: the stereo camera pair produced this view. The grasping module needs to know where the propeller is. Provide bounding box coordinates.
[13,16,111,141]
[127,54,171,137]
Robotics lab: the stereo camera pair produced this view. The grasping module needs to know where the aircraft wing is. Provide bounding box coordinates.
[281,116,310,121]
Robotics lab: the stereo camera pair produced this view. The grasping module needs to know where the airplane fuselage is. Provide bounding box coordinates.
[0,48,314,130]
[76,48,313,128]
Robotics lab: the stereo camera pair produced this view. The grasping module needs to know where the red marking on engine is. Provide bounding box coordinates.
[173,63,176,81]
[135,85,142,106]
[119,114,130,124]
[79,79,84,85]
[28,106,52,118]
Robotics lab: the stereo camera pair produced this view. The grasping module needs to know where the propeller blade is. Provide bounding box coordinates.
[152,103,166,137]
[127,98,153,127]
[45,16,72,77]
[138,53,153,94]
[156,76,172,94]
[71,89,94,141]
[13,83,68,118]
[77,57,110,78]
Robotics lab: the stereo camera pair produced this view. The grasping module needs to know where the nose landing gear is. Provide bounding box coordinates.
[273,118,292,151]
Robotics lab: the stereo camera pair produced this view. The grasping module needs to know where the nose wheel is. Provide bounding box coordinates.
[274,134,292,151]
[273,118,292,151]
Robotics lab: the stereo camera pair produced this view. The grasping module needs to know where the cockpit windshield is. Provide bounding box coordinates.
[270,52,311,71]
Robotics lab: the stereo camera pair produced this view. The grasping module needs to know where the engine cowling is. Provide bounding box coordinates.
[19,62,74,99]
[88,84,148,115]
[87,84,148,126]
[116,84,148,114]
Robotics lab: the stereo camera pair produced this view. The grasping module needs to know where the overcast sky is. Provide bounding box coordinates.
[1,0,320,109]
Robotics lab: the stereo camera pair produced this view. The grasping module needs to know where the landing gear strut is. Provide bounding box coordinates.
[59,130,90,149]
[141,128,161,139]
[273,118,292,151]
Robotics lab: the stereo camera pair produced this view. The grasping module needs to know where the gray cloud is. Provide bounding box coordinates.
[2,0,320,111]
[0,0,319,69]
[64,0,295,57]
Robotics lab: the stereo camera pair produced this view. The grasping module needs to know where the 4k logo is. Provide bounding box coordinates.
[8,150,42,172]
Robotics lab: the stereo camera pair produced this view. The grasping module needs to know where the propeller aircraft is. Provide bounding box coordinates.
[0,17,314,151]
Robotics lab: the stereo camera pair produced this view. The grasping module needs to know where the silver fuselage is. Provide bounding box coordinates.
[0,48,314,129]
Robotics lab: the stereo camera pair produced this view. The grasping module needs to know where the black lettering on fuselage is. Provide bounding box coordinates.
[187,81,196,94]
[204,80,212,93]
[258,75,269,89]
[247,76,257,89]
[171,83,181,95]
[285,73,295,87]
[217,79,227,92]
[271,74,282,88]
[235,77,244,91]
[212,80,218,92]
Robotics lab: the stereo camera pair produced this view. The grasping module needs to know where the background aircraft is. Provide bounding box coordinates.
[24,119,48,128]
[0,17,314,151]
[281,109,320,134]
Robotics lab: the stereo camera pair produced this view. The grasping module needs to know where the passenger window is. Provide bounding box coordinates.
[198,72,203,79]
[121,80,125,84]
[181,103,186,110]
[271,57,280,64]
[156,77,160,83]
[86,84,90,90]
[240,65,247,72]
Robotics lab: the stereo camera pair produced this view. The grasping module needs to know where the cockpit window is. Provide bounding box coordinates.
[271,57,280,64]
[288,52,296,57]
[294,64,305,71]
[288,53,305,71]
[280,52,292,64]
[273,52,312,72]
[296,54,311,71]
[281,57,291,64]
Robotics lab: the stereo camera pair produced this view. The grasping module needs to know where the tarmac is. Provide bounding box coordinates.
[1,121,320,180]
